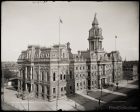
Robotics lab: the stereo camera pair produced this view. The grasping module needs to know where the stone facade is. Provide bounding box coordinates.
[17,14,122,101]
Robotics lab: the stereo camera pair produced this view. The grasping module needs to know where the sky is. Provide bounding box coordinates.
[2,1,139,61]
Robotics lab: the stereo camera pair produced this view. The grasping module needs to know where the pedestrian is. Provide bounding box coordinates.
[75,102,77,109]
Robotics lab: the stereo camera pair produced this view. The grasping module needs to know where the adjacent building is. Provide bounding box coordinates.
[17,14,122,101]
[123,61,139,80]
[2,61,18,73]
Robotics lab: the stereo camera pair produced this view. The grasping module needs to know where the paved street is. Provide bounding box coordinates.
[1,102,18,110]
[2,79,139,111]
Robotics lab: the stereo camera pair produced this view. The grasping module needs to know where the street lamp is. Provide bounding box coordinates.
[115,35,119,90]
[2,69,4,103]
[101,80,102,97]
[98,97,101,108]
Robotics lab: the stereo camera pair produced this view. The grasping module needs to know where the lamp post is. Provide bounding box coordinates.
[2,69,4,103]
[101,80,102,97]
[115,36,119,90]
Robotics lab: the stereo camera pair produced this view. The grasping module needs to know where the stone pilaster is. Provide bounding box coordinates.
[44,86,47,100]
[38,66,40,81]
[30,66,32,80]
[18,79,20,92]
[49,85,53,101]
[25,83,27,91]
[38,84,42,98]
[25,67,27,79]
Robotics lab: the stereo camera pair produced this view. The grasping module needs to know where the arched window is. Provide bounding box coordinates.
[42,71,44,81]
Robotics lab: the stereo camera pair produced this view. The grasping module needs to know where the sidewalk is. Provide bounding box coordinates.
[3,88,77,111]
[118,79,138,89]
[97,89,127,96]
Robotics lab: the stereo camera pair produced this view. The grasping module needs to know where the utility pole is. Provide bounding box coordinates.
[2,68,4,103]
[115,36,119,90]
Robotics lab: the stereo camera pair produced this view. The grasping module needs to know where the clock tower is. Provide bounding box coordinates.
[88,13,103,52]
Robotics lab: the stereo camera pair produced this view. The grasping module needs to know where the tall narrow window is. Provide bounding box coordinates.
[63,53,65,58]
[80,82,82,86]
[63,75,65,80]
[42,86,44,93]
[47,72,49,81]
[64,87,66,91]
[70,86,72,90]
[53,72,55,81]
[36,71,39,81]
[77,83,79,87]
[42,71,44,81]
[53,88,56,93]
[60,74,62,80]
[61,87,63,92]
[70,71,72,79]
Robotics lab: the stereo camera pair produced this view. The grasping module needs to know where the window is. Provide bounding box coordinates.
[53,72,55,81]
[94,65,96,69]
[64,87,66,91]
[42,71,44,81]
[53,88,56,93]
[70,86,72,90]
[60,74,62,80]
[61,87,63,92]
[64,75,65,80]
[76,67,78,70]
[80,82,82,86]
[42,86,44,93]
[80,67,81,70]
[84,81,85,85]
[88,72,90,77]
[70,71,72,79]
[63,53,65,58]
[77,83,79,87]
[83,66,85,70]
[36,71,39,80]
[47,72,49,81]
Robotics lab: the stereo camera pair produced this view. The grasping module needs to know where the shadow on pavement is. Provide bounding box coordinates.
[6,86,17,91]
[129,80,138,85]
[101,88,139,110]
[2,102,19,111]
[67,93,99,111]
[88,90,127,103]
[106,86,135,93]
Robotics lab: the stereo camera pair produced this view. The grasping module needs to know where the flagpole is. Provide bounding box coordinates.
[56,16,61,111]
[115,36,117,51]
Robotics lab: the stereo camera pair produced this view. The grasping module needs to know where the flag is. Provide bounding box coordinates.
[60,19,63,23]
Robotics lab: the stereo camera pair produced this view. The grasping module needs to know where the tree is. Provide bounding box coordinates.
[2,68,16,83]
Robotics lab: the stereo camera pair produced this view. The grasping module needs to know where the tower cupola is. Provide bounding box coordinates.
[88,13,103,51]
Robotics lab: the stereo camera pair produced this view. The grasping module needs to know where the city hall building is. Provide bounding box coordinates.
[17,14,122,101]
